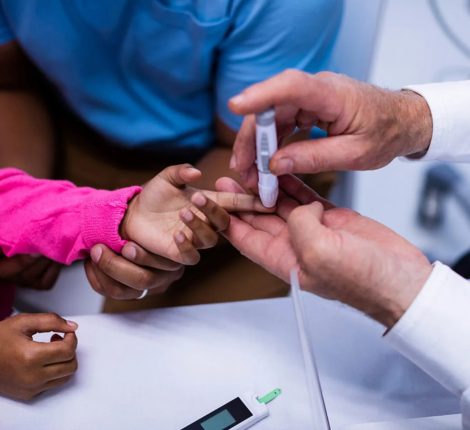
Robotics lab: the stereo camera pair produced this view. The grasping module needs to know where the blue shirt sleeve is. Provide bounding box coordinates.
[215,0,344,131]
[0,5,14,44]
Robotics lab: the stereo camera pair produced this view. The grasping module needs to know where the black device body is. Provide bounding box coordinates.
[182,397,253,430]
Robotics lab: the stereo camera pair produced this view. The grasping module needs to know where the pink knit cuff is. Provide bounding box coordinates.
[80,186,142,253]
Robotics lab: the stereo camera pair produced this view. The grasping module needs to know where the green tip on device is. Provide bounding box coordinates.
[257,388,282,405]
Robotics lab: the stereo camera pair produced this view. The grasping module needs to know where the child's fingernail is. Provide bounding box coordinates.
[182,209,194,222]
[229,154,237,169]
[122,245,137,261]
[230,94,245,106]
[193,193,206,206]
[90,246,102,263]
[66,320,78,328]
[175,232,185,243]
[274,158,293,175]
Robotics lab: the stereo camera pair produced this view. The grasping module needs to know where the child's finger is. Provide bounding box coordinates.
[215,177,247,195]
[44,356,78,380]
[179,208,219,249]
[40,332,78,365]
[16,313,78,337]
[159,164,202,188]
[174,231,200,265]
[191,192,230,232]
[204,190,275,214]
[41,375,73,392]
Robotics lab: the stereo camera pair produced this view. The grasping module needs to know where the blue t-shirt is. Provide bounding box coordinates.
[0,1,343,149]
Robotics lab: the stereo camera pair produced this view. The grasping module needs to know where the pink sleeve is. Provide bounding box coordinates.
[0,168,141,264]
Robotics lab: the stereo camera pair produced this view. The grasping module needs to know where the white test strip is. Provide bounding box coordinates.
[290,269,331,430]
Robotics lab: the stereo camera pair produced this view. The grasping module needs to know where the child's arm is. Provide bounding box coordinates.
[0,165,271,302]
[0,168,141,264]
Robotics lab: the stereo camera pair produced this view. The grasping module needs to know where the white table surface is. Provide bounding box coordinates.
[0,294,461,430]
[342,414,461,430]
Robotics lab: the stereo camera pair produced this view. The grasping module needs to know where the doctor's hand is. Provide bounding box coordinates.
[0,313,78,401]
[85,164,272,301]
[229,70,433,187]
[217,175,433,328]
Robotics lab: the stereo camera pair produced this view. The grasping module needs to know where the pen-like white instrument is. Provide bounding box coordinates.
[256,108,279,208]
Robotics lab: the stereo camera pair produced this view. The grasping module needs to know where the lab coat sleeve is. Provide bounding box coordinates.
[385,261,470,429]
[402,80,470,162]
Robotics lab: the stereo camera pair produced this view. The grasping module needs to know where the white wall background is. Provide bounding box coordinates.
[355,0,470,265]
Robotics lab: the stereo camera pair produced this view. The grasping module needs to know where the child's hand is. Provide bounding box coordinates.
[120,164,273,265]
[0,313,78,401]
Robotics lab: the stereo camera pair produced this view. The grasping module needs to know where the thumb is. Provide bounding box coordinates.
[288,202,328,260]
[270,135,361,175]
[19,313,78,337]
[159,164,202,188]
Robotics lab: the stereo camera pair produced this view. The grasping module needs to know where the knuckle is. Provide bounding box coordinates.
[18,390,37,401]
[109,287,125,300]
[44,313,62,326]
[206,234,219,248]
[219,215,231,231]
[307,151,323,173]
[137,270,156,290]
[231,193,239,209]
[188,253,201,266]
[20,349,38,367]
[100,255,119,275]
[63,346,76,362]
[315,70,335,81]
[90,281,104,295]
[283,68,302,81]
[17,369,37,387]
[289,205,307,224]
[173,267,185,282]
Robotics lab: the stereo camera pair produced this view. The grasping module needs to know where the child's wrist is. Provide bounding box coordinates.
[119,194,138,241]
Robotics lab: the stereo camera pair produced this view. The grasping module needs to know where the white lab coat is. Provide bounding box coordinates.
[385,81,470,429]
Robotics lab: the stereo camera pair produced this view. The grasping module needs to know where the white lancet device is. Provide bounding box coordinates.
[181,389,281,430]
[256,107,279,208]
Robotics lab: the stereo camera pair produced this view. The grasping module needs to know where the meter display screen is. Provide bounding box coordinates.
[182,397,253,430]
[201,410,236,430]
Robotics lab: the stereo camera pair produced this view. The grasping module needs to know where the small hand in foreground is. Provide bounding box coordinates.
[0,313,78,401]
[86,164,272,300]
[229,70,433,187]
[216,175,432,328]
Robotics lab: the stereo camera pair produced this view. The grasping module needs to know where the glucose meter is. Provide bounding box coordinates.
[181,389,281,430]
